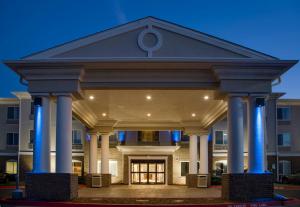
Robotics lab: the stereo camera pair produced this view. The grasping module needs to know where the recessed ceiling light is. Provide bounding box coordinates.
[204,95,209,100]
[102,113,107,117]
[89,95,95,100]
[146,95,152,100]
[191,113,196,117]
[147,113,151,117]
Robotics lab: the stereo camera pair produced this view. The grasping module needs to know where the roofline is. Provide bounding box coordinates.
[20,16,279,60]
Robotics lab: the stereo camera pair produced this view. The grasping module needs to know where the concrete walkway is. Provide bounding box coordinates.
[79,184,221,198]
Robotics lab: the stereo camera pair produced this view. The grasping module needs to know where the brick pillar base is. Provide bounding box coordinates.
[222,173,274,201]
[25,173,78,201]
[186,174,198,187]
[85,173,101,188]
[101,174,111,187]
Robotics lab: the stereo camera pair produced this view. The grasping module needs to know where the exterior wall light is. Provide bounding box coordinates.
[89,95,95,100]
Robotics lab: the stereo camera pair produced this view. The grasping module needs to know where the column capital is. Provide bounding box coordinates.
[184,128,208,136]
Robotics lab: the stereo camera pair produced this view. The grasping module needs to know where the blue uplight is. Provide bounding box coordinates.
[249,105,265,174]
[86,134,91,141]
[33,104,43,173]
[171,130,181,143]
[208,133,212,142]
[118,131,126,142]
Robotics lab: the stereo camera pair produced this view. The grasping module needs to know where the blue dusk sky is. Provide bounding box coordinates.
[0,0,299,98]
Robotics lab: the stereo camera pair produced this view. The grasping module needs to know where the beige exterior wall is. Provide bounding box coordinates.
[0,99,19,152]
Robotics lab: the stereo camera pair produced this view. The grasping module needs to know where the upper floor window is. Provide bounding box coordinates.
[278,133,291,147]
[29,130,34,144]
[277,107,290,121]
[72,129,82,145]
[6,133,19,146]
[215,131,227,145]
[7,106,19,120]
[137,131,159,143]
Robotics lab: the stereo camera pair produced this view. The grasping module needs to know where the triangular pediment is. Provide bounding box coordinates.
[24,17,277,60]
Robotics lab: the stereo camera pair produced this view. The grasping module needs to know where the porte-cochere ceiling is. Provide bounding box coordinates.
[72,89,227,130]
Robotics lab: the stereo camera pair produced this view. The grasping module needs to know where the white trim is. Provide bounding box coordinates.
[23,17,276,60]
[117,145,180,154]
[128,155,168,186]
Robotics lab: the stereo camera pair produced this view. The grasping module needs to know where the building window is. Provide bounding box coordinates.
[72,160,82,176]
[72,130,82,145]
[277,107,290,121]
[7,106,19,120]
[97,160,118,177]
[215,160,227,176]
[181,162,189,176]
[278,133,291,146]
[215,131,227,145]
[6,133,19,146]
[29,130,34,144]
[6,160,17,174]
[180,161,200,176]
[137,131,159,143]
[279,160,291,176]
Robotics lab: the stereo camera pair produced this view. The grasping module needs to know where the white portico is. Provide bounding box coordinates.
[4,17,297,201]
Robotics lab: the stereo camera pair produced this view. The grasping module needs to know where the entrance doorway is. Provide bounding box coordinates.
[131,160,165,184]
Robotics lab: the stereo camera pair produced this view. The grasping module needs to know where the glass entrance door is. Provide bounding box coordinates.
[131,160,165,184]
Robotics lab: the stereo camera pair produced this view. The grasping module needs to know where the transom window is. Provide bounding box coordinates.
[6,133,19,146]
[215,131,227,145]
[277,107,290,121]
[278,133,291,146]
[7,106,19,120]
[72,130,82,145]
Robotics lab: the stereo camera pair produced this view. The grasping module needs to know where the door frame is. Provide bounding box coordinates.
[128,156,168,185]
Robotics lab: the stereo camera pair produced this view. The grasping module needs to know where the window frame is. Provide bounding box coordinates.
[7,106,19,120]
[214,130,228,145]
[72,160,82,176]
[97,160,118,177]
[6,132,19,146]
[279,160,291,176]
[277,106,291,121]
[6,159,17,174]
[277,132,291,147]
[72,129,82,145]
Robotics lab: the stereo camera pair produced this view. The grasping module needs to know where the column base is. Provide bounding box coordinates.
[85,173,101,188]
[25,173,78,201]
[101,174,111,187]
[222,173,274,201]
[186,174,211,188]
[186,174,198,188]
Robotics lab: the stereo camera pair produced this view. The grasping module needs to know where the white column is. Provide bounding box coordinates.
[247,96,265,173]
[56,95,72,173]
[227,95,244,174]
[32,96,51,173]
[101,134,110,174]
[89,133,98,174]
[189,134,198,174]
[199,134,208,174]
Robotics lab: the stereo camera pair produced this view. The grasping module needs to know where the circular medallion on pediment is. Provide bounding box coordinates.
[138,27,162,56]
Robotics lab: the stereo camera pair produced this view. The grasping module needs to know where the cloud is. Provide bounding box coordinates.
[112,0,127,24]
